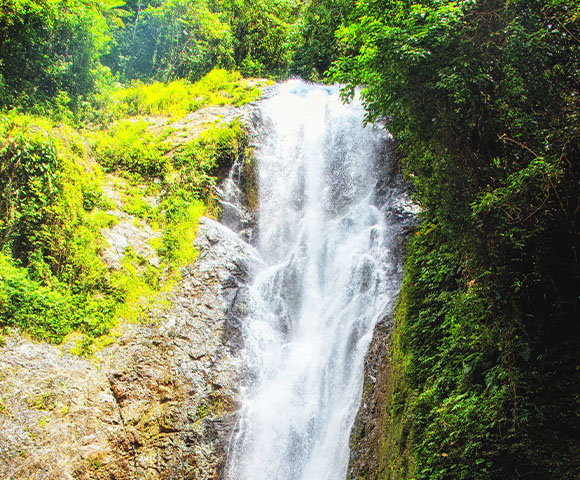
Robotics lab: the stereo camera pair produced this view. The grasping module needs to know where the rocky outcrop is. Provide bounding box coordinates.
[0,218,259,480]
[347,315,393,480]
[100,211,162,269]
[348,166,418,480]
[99,175,162,270]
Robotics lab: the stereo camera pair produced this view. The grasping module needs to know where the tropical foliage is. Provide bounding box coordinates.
[0,0,578,477]
[0,0,304,111]
[333,0,580,478]
[0,70,252,349]
[0,0,112,111]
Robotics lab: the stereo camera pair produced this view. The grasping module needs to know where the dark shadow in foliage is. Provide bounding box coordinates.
[333,0,580,478]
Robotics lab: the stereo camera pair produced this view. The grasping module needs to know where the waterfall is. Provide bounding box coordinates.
[225,81,411,480]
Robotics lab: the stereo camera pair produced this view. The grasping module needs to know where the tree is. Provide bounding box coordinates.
[104,0,235,81]
[0,0,113,110]
[221,0,302,77]
[291,0,355,80]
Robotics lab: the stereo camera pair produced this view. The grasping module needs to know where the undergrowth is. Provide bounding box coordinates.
[376,206,580,480]
[89,69,264,123]
[0,69,253,351]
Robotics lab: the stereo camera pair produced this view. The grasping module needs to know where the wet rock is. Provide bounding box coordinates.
[348,158,417,480]
[347,315,393,480]
[0,218,259,480]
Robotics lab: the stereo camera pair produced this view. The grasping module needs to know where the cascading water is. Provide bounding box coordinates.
[225,81,411,480]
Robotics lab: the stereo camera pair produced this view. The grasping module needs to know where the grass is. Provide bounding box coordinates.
[90,69,265,123]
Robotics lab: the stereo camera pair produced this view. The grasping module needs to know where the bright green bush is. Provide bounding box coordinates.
[108,247,167,323]
[88,120,170,177]
[158,120,246,264]
[0,114,107,285]
[158,201,205,266]
[90,69,263,123]
[0,253,116,343]
[176,119,245,175]
[0,113,160,345]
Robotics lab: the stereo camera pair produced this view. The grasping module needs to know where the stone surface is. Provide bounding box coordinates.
[0,218,259,480]
[347,315,393,480]
[99,175,162,270]
[348,161,418,480]
[100,211,161,269]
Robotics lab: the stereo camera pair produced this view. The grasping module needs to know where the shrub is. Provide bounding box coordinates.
[88,120,170,177]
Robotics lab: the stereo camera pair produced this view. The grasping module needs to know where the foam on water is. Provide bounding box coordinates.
[226,81,404,480]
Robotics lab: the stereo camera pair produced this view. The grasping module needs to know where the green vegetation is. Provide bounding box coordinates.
[333,0,580,478]
[0,70,252,349]
[89,119,171,177]
[291,0,356,80]
[0,0,578,477]
[0,0,111,112]
[0,114,116,343]
[27,393,56,411]
[0,0,309,113]
[90,69,263,122]
[0,0,358,114]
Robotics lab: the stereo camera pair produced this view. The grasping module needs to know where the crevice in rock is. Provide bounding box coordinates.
[107,374,139,472]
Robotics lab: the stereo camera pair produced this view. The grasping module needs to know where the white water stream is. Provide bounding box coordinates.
[226,81,406,480]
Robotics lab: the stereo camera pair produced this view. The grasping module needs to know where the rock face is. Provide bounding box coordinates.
[0,218,259,480]
[347,315,393,480]
[101,210,162,269]
[347,165,418,480]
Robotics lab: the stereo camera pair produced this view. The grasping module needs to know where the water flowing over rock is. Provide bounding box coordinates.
[225,81,414,480]
[0,82,415,480]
